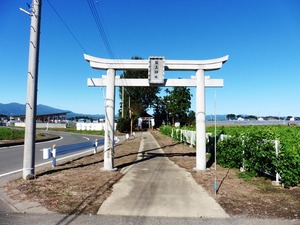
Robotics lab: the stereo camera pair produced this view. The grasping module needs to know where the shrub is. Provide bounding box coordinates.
[116,117,131,133]
[160,125,300,187]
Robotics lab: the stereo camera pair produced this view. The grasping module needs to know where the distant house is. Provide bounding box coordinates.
[140,112,154,129]
[258,117,264,121]
[237,117,244,121]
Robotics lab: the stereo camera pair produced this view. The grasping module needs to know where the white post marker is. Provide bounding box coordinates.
[275,140,281,185]
[94,139,98,154]
[52,145,56,167]
[85,55,228,171]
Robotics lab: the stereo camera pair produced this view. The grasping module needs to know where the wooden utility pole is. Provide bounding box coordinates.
[23,0,42,180]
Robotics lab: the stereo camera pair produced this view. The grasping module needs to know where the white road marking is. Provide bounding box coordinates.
[0,136,63,150]
[0,146,103,178]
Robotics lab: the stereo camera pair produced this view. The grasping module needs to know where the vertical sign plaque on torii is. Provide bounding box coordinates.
[148,57,165,84]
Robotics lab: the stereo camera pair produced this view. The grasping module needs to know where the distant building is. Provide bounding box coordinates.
[13,112,70,129]
[237,117,244,121]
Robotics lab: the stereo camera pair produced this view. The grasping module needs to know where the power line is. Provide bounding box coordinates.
[87,0,115,59]
[46,0,87,53]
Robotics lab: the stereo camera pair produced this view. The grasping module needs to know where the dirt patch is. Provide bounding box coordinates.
[5,131,300,219]
[5,136,141,214]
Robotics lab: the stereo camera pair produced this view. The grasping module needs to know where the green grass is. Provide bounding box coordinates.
[0,127,105,141]
[237,171,257,181]
[0,127,25,140]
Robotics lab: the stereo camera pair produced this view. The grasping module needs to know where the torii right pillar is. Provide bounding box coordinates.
[195,69,207,171]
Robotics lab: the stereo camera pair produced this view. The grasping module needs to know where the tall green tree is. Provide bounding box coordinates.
[186,110,196,126]
[165,86,192,125]
[117,56,161,132]
[226,114,236,120]
[153,95,169,127]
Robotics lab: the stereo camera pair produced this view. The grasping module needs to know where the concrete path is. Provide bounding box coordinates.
[98,132,229,218]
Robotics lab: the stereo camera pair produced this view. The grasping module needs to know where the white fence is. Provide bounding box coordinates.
[76,122,117,130]
[76,122,106,131]
[170,128,213,147]
[171,128,281,184]
[76,122,117,131]
[15,122,66,129]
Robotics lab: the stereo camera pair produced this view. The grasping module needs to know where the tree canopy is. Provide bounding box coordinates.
[117,57,194,131]
[118,57,161,119]
[117,56,161,132]
[154,86,192,126]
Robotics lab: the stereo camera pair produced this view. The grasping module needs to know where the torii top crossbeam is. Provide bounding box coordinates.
[84,54,229,71]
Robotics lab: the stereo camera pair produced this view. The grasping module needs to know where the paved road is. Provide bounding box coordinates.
[0,131,103,180]
[0,131,105,216]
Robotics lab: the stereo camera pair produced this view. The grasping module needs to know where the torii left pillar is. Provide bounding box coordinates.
[102,68,116,171]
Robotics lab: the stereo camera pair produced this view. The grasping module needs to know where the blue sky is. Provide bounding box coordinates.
[1,0,300,117]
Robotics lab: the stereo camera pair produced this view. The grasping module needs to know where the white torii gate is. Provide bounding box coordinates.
[84,54,228,171]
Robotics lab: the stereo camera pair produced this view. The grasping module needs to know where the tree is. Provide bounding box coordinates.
[248,115,258,120]
[186,110,196,126]
[165,86,192,125]
[117,56,161,132]
[153,96,169,127]
[226,114,236,120]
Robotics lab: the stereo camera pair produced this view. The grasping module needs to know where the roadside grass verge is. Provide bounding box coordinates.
[0,127,25,140]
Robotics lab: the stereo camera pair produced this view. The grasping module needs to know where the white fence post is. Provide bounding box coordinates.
[242,139,245,171]
[52,144,56,167]
[275,140,280,183]
[94,139,98,154]
[114,136,120,146]
[190,131,195,147]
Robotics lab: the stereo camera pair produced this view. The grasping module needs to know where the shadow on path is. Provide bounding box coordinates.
[116,148,195,170]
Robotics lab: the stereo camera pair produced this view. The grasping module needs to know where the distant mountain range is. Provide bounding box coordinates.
[0,102,231,121]
[0,103,105,119]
